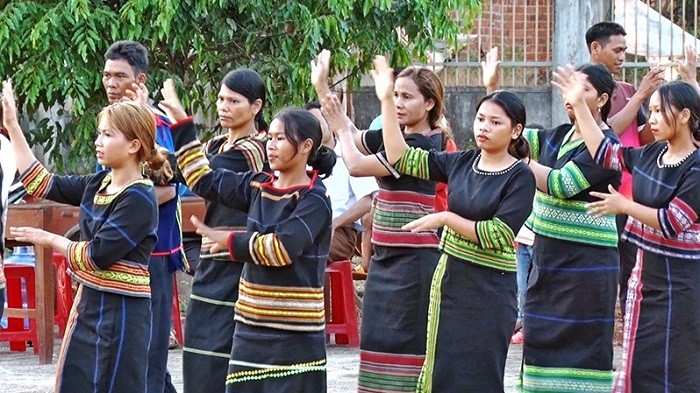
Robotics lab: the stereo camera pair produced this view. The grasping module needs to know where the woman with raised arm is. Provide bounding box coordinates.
[176,70,269,393]
[3,80,166,392]
[555,65,700,392]
[158,82,335,392]
[520,64,622,392]
[315,51,444,391]
[372,55,535,392]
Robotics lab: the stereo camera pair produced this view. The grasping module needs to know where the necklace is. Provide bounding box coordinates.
[471,153,520,176]
[656,144,696,168]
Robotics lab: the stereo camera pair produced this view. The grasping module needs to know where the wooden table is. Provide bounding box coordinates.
[180,196,206,233]
[4,196,205,364]
[5,201,80,364]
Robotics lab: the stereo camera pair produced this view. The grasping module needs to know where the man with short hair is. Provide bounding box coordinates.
[586,21,665,317]
[102,40,182,393]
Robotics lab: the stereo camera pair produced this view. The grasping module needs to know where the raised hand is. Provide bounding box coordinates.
[676,43,698,84]
[636,67,665,100]
[370,55,394,102]
[481,46,501,92]
[320,92,352,135]
[123,82,149,105]
[552,65,588,108]
[311,49,331,89]
[1,79,19,129]
[586,184,630,217]
[158,79,188,123]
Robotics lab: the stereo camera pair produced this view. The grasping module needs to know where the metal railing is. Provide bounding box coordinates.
[613,0,700,84]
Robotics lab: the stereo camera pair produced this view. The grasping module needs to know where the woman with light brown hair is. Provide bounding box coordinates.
[3,79,167,393]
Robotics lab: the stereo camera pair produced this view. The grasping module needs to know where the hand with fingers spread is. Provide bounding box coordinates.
[311,49,331,91]
[551,65,588,108]
[586,184,630,217]
[158,79,188,123]
[370,55,394,102]
[320,92,352,135]
[1,79,19,129]
[637,66,666,100]
[677,43,698,86]
[481,46,501,92]
[123,82,150,105]
[190,216,230,254]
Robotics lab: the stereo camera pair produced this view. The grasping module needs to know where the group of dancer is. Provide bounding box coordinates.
[0,20,699,393]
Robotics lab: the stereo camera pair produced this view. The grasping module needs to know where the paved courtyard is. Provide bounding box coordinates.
[0,339,622,392]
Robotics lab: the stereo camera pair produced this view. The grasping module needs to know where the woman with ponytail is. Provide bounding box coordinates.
[159,82,334,392]
[367,56,535,391]
[172,69,270,393]
[520,63,622,392]
[558,64,700,390]
[3,80,162,392]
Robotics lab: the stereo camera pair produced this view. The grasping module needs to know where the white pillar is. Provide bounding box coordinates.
[551,0,609,126]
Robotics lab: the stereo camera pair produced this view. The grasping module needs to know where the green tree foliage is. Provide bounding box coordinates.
[0,0,481,173]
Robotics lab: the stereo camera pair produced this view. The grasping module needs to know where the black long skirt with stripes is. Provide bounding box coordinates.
[183,260,243,393]
[522,235,618,392]
[614,249,700,392]
[358,245,439,392]
[417,254,517,393]
[225,323,327,392]
[56,285,151,393]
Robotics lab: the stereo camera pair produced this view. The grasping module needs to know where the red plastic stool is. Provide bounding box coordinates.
[52,252,73,337]
[0,263,38,353]
[324,260,360,347]
[171,275,183,345]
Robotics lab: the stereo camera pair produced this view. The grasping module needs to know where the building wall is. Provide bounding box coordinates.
[474,0,552,64]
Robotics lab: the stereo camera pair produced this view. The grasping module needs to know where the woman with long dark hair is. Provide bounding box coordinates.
[558,63,700,391]
[159,82,336,391]
[372,55,536,391]
[175,69,269,392]
[521,64,622,392]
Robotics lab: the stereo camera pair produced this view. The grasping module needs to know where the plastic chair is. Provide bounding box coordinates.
[324,260,360,347]
[0,263,38,353]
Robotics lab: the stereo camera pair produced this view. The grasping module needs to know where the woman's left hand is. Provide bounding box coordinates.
[370,55,394,102]
[1,79,19,129]
[402,212,447,232]
[587,184,630,217]
[9,227,55,247]
[190,216,229,254]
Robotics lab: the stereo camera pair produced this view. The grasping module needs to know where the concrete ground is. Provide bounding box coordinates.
[0,339,621,392]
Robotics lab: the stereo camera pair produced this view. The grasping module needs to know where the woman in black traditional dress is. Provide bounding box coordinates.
[555,62,700,392]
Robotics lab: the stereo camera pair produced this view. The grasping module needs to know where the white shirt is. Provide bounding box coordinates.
[0,134,17,260]
[323,143,379,229]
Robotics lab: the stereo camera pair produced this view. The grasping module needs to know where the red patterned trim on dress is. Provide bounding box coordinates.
[613,249,645,393]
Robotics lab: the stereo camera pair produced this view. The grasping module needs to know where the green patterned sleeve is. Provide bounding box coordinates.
[547,161,591,199]
[394,146,431,180]
[522,128,540,161]
[475,217,516,252]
